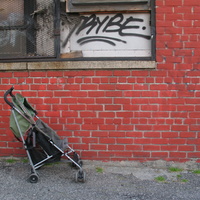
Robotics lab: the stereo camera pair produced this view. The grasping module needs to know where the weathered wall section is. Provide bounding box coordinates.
[0,0,200,162]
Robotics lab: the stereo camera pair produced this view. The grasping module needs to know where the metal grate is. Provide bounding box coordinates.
[0,0,58,60]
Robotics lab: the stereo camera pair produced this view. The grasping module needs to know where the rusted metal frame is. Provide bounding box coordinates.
[24,0,36,56]
[150,0,156,61]
[54,0,61,59]
[72,0,149,5]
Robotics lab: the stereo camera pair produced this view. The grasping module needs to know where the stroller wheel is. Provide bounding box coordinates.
[29,173,39,183]
[75,170,86,183]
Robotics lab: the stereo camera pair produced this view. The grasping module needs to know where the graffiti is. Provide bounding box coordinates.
[76,13,150,38]
[77,36,127,46]
[62,13,151,49]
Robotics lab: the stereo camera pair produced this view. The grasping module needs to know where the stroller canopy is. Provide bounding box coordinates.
[10,93,36,138]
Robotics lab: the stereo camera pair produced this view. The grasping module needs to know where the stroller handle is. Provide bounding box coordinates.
[4,86,15,108]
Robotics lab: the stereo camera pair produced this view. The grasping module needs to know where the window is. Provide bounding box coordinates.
[62,0,155,60]
[0,0,59,60]
[0,0,155,63]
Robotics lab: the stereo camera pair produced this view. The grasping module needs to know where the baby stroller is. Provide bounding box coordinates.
[4,86,86,183]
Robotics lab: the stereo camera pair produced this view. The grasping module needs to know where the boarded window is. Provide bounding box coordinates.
[62,0,155,60]
[66,0,151,12]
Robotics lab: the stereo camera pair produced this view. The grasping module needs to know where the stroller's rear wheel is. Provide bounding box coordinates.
[75,170,86,183]
[29,173,39,183]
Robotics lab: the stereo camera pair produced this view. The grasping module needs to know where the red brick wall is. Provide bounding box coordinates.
[0,0,200,162]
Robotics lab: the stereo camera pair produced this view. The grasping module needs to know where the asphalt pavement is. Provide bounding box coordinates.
[0,159,200,200]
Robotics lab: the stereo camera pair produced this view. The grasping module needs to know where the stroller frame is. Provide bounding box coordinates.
[4,87,86,183]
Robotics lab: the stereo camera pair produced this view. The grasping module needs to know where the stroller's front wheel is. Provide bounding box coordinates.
[29,173,39,183]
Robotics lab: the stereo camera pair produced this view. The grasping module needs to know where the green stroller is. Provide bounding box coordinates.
[4,86,86,183]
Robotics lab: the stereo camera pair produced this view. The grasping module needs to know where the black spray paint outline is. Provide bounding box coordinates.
[77,36,127,46]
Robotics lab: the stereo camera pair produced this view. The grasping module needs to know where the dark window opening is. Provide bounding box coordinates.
[0,0,59,61]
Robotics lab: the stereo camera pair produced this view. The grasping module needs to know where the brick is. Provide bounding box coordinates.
[99,84,115,90]
[105,105,121,111]
[136,124,152,131]
[64,85,81,90]
[162,132,179,138]
[95,70,113,76]
[187,139,200,145]
[126,145,142,151]
[170,152,186,158]
[80,111,96,118]
[116,138,133,144]
[82,138,98,144]
[161,145,178,151]
[171,125,188,131]
[87,105,103,111]
[88,91,104,97]
[124,91,141,97]
[105,91,123,97]
[114,98,130,104]
[169,139,186,145]
[81,151,98,158]
[13,71,29,77]
[99,138,115,144]
[189,112,200,118]
[116,112,133,118]
[152,152,168,158]
[92,131,109,137]
[62,111,78,117]
[78,98,95,104]
[178,146,194,151]
[47,71,63,77]
[81,84,98,90]
[99,125,115,130]
[114,70,130,76]
[188,152,200,158]
[134,138,151,144]
[116,84,133,90]
[99,112,115,118]
[84,118,104,124]
[45,111,60,117]
[143,145,160,151]
[62,98,78,104]
[133,152,151,158]
[117,125,133,131]
[151,139,168,145]
[113,152,133,158]
[69,105,86,111]
[29,71,47,77]
[52,105,68,111]
[126,132,142,137]
[91,144,107,150]
[108,145,124,150]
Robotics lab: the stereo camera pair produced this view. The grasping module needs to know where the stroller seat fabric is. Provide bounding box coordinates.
[36,119,68,151]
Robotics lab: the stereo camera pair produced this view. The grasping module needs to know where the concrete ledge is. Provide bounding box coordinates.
[0,60,156,71]
[28,60,156,70]
[0,63,27,71]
